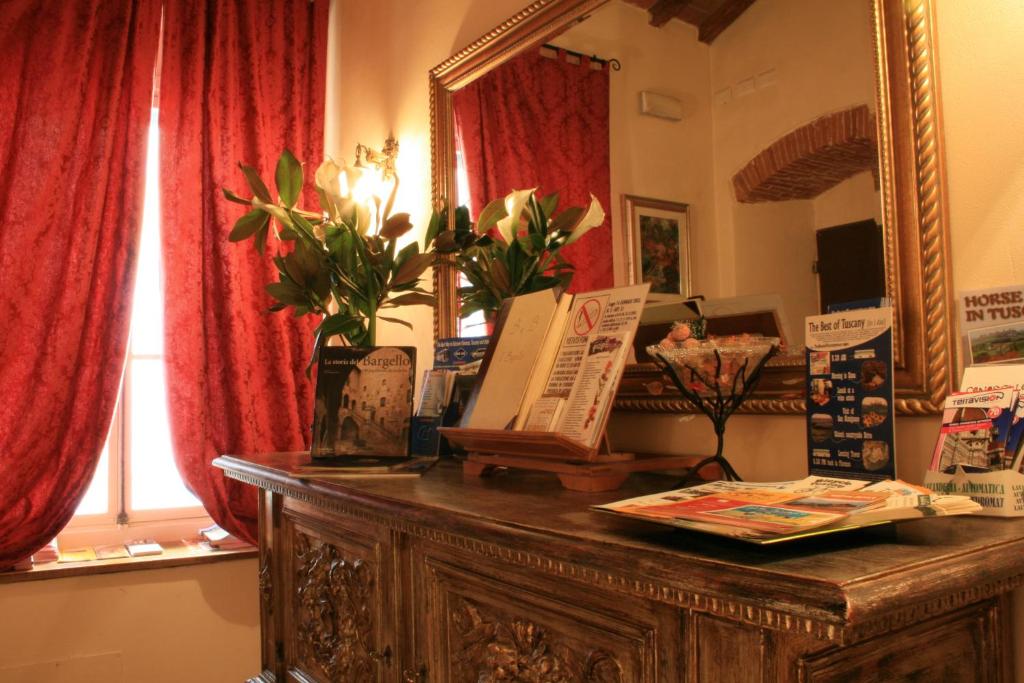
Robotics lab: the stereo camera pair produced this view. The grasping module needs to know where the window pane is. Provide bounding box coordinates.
[129,358,200,510]
[130,107,164,356]
[75,440,109,516]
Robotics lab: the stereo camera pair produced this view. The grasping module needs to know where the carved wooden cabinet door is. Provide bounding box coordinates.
[408,540,682,683]
[280,502,397,683]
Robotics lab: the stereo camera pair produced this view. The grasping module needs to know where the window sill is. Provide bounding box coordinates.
[0,540,257,585]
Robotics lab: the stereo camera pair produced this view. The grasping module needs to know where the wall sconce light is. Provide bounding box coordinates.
[353,135,400,225]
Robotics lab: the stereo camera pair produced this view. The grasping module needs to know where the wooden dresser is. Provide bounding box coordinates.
[215,453,1024,682]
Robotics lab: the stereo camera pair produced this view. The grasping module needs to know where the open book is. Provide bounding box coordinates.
[458,284,650,450]
[594,476,981,544]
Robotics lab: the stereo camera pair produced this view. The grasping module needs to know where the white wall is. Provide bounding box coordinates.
[0,559,260,682]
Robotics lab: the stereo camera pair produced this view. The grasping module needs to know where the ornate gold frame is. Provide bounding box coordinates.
[429,0,954,415]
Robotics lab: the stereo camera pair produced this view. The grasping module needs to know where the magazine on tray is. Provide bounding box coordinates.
[593,476,981,544]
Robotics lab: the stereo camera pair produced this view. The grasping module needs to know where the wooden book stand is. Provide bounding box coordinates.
[439,427,716,492]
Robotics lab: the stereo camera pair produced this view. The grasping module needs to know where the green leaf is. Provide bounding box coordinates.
[386,292,435,307]
[475,197,508,235]
[239,163,272,203]
[266,281,308,306]
[392,252,433,286]
[228,209,269,242]
[538,192,559,219]
[549,206,584,235]
[380,212,413,240]
[424,209,443,247]
[254,224,269,256]
[275,149,303,208]
[378,315,414,330]
[222,187,251,205]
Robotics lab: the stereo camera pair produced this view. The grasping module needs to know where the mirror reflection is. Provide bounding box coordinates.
[451,0,883,348]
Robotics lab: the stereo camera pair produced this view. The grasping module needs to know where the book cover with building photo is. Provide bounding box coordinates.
[311,347,416,459]
[805,306,896,481]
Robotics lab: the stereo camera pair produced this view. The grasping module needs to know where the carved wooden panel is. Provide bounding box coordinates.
[412,543,681,682]
[799,599,1004,683]
[282,509,392,683]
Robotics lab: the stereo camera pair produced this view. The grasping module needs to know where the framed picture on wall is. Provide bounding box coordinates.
[622,195,691,297]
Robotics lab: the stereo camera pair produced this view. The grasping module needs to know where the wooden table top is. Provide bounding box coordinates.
[216,452,1024,632]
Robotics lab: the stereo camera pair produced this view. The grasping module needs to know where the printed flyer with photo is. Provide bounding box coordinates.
[957,285,1024,366]
[805,306,896,481]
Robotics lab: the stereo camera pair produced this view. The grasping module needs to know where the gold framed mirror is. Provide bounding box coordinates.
[429,0,954,415]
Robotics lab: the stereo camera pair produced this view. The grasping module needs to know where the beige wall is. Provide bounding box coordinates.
[330,0,1024,679]
[0,559,260,682]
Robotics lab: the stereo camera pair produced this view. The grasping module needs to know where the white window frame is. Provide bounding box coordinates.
[58,105,212,550]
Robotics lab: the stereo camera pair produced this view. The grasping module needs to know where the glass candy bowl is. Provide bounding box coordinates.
[647,336,780,483]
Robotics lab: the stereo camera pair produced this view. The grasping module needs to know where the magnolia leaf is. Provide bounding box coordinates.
[538,192,559,219]
[393,252,433,286]
[275,150,303,208]
[254,224,269,256]
[222,187,251,205]
[380,212,413,240]
[475,197,508,235]
[562,194,606,246]
[494,188,535,244]
[239,163,272,203]
[266,281,308,306]
[424,208,443,247]
[434,231,458,253]
[386,292,435,307]
[549,206,584,235]
[378,315,414,330]
[228,209,269,242]
[489,258,512,295]
[252,197,294,228]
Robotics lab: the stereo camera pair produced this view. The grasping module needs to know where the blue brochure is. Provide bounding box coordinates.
[805,307,896,481]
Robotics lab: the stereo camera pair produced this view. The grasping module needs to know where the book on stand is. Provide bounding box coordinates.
[457,283,650,451]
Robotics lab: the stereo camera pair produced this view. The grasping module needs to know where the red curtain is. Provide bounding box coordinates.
[0,0,160,568]
[160,0,329,543]
[454,49,613,293]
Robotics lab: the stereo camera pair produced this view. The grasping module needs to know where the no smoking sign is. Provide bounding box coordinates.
[573,299,603,335]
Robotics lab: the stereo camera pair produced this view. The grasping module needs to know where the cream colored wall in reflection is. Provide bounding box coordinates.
[552,3,715,290]
[709,0,877,337]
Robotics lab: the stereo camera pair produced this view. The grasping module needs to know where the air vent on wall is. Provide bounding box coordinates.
[639,91,683,121]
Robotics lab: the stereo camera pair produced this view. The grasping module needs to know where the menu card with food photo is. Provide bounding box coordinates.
[805,306,896,481]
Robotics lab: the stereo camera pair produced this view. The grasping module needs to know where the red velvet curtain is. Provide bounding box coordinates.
[0,0,160,568]
[453,49,613,293]
[160,0,329,543]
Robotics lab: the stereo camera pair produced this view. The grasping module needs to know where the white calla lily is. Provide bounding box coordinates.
[562,194,605,245]
[494,187,537,244]
[314,158,346,219]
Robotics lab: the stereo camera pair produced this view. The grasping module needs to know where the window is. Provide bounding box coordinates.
[455,148,487,337]
[63,107,210,547]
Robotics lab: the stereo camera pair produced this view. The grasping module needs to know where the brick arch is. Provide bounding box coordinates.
[732,105,877,203]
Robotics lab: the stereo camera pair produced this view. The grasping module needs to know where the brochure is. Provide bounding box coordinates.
[805,306,896,481]
[594,476,980,544]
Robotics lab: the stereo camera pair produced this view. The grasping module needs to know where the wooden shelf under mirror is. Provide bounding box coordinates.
[429,0,955,415]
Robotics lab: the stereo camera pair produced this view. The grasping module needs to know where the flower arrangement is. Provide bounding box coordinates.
[429,188,605,321]
[224,150,434,365]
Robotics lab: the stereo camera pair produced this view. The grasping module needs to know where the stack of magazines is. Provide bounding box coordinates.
[594,476,981,544]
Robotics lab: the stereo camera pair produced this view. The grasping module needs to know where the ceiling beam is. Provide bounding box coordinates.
[698,0,756,43]
[647,0,693,28]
